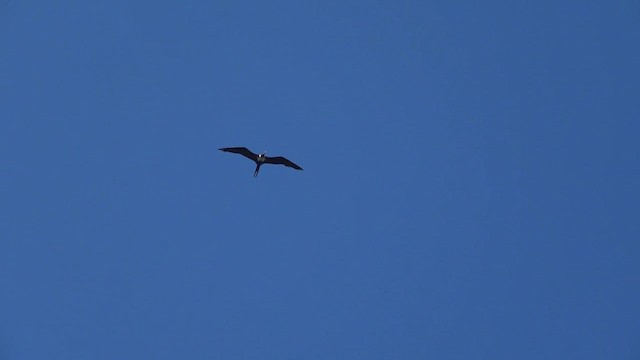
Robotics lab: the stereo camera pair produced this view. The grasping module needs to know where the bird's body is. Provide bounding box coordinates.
[219,147,303,177]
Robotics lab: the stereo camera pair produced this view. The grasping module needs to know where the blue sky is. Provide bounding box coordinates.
[1,1,639,359]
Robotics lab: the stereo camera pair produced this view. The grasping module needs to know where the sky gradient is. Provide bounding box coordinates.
[1,1,639,359]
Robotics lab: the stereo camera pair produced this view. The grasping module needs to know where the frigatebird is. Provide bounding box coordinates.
[219,147,303,177]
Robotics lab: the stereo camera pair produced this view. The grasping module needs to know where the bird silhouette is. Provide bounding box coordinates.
[219,147,303,177]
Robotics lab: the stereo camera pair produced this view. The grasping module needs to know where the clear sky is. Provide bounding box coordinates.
[1,1,639,359]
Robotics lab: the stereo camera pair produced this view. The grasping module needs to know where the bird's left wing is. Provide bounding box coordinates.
[264,156,303,170]
[219,147,258,161]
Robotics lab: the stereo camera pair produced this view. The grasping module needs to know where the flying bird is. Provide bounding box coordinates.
[219,147,303,177]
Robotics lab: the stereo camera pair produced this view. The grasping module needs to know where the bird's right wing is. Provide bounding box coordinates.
[264,156,303,170]
[219,147,258,161]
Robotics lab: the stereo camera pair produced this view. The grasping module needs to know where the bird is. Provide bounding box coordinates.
[219,147,303,177]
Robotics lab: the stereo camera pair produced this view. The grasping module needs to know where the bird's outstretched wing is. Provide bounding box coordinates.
[219,147,258,161]
[264,156,303,170]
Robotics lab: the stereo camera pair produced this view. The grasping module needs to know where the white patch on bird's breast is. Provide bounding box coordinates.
[257,155,265,162]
